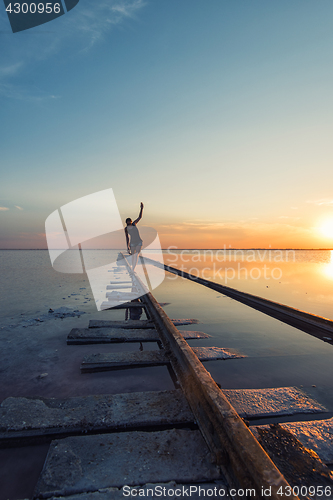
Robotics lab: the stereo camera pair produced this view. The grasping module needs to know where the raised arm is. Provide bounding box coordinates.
[133,202,144,225]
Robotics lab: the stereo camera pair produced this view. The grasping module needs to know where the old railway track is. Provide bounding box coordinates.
[0,254,333,499]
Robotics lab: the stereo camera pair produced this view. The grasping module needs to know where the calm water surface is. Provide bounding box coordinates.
[1,249,333,320]
[0,249,333,411]
[162,249,333,320]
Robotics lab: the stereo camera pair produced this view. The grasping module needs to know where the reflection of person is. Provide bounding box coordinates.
[124,300,143,321]
[125,202,144,271]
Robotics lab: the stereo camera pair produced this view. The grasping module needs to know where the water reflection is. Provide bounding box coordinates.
[322,250,333,280]
[160,250,333,320]
[124,299,145,351]
[125,301,144,321]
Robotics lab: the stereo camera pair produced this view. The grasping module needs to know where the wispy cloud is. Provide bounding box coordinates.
[307,198,333,207]
[0,207,9,211]
[0,81,61,101]
[158,219,307,234]
[278,215,300,220]
[0,0,146,100]
[15,205,23,210]
[0,62,23,77]
[71,0,146,49]
[156,219,313,248]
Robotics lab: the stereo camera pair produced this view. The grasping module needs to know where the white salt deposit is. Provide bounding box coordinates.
[223,386,327,418]
[252,418,333,464]
[282,418,333,464]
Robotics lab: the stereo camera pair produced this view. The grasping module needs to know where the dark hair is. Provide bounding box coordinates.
[126,218,132,224]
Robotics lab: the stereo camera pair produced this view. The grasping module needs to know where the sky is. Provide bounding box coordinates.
[1,0,333,249]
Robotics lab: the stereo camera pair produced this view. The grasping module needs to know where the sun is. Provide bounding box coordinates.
[319,218,333,239]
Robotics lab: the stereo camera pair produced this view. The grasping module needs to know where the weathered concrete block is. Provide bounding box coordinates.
[34,429,221,498]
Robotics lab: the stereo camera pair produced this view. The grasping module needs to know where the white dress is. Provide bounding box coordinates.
[127,224,143,247]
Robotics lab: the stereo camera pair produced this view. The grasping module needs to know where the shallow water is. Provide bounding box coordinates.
[1,249,333,407]
[1,249,333,322]
[163,249,333,319]
[152,272,333,392]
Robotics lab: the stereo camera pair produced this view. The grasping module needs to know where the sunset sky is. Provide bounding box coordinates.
[1,0,333,249]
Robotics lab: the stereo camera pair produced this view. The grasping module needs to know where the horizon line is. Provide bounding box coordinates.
[0,248,332,251]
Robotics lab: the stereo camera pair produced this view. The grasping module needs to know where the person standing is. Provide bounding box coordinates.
[125,202,144,271]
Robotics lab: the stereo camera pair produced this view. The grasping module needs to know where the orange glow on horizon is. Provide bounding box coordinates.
[3,219,333,250]
[156,222,331,250]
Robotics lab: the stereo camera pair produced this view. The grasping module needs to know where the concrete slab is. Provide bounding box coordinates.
[48,488,120,499]
[253,424,333,491]
[109,281,133,285]
[100,301,169,310]
[170,319,200,326]
[67,328,159,344]
[80,350,169,372]
[89,320,155,329]
[106,291,140,298]
[100,301,145,310]
[34,429,222,498]
[89,319,198,329]
[180,331,211,339]
[252,417,333,464]
[106,285,133,290]
[192,347,246,361]
[223,387,328,419]
[0,390,193,443]
[81,347,245,372]
[47,481,228,500]
[104,292,141,301]
[67,328,210,345]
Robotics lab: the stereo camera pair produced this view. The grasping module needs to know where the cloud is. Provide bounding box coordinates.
[156,219,315,249]
[0,207,9,211]
[64,0,146,50]
[157,219,308,236]
[0,0,146,100]
[15,205,23,210]
[0,81,61,101]
[0,62,23,77]
[278,216,300,220]
[307,198,333,207]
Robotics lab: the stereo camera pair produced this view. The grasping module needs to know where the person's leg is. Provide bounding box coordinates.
[131,245,141,271]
